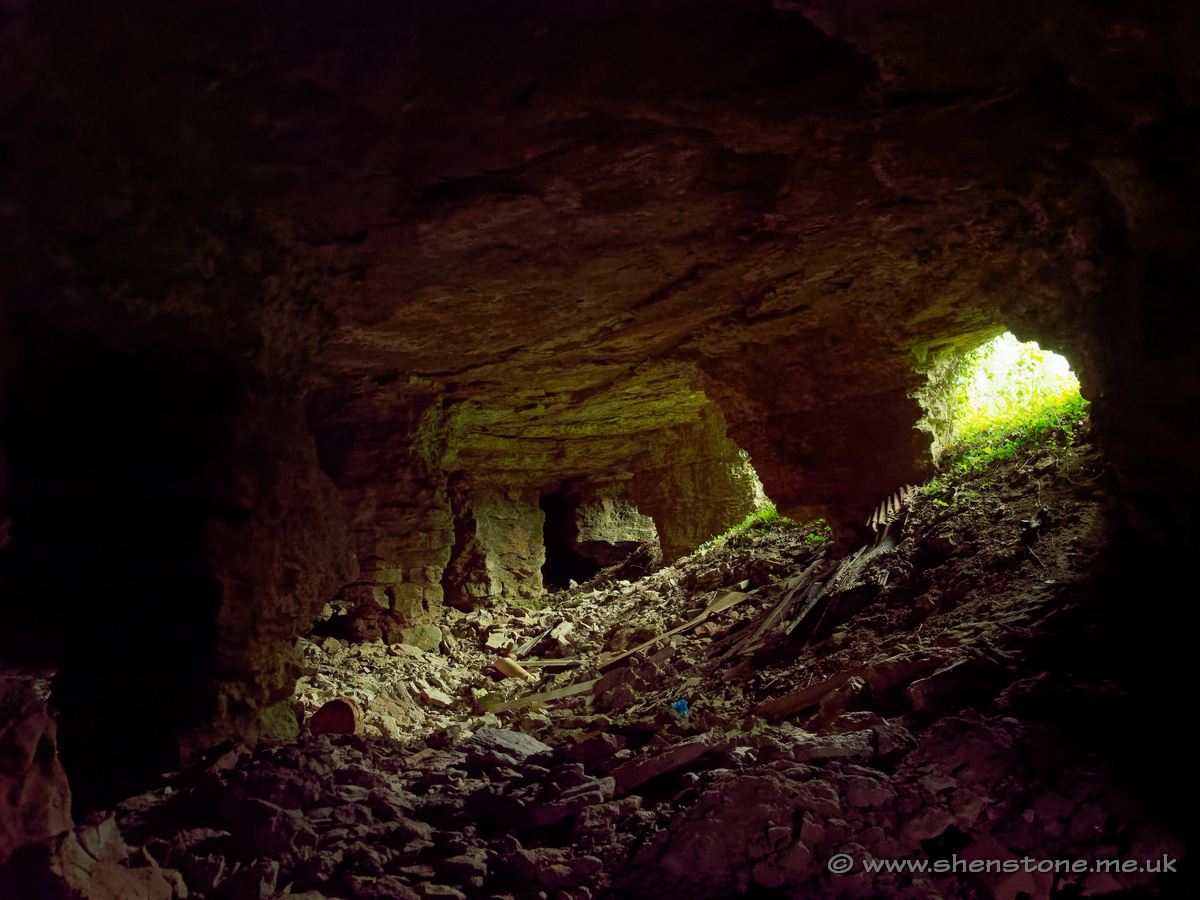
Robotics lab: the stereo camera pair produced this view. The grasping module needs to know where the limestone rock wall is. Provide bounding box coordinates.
[307,380,454,643]
[305,366,758,622]
[0,673,71,868]
[201,398,359,754]
[444,486,547,610]
[571,496,658,567]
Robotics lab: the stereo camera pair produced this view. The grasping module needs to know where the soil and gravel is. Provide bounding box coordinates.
[61,419,1190,899]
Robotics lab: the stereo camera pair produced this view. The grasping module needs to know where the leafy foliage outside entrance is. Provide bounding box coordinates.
[917,332,1089,472]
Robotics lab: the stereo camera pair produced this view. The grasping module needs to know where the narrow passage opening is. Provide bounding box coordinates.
[539,491,602,591]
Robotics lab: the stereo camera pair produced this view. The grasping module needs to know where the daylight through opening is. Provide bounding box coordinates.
[916,332,1087,464]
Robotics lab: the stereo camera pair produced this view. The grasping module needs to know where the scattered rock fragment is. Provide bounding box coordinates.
[51,439,1180,900]
[419,686,455,709]
[463,728,551,764]
[610,732,727,792]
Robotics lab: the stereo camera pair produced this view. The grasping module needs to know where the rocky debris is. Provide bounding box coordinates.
[89,706,1182,900]
[290,429,1127,765]
[609,731,728,793]
[54,815,182,900]
[28,433,1184,898]
[462,728,550,766]
[0,670,73,867]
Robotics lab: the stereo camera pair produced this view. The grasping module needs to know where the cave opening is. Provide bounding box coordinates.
[538,491,603,592]
[0,342,235,815]
[914,331,1085,464]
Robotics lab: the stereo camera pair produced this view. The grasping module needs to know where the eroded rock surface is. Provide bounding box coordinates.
[0,0,1197,873]
[0,671,71,867]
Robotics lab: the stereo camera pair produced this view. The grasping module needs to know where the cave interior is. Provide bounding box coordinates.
[0,1,1198,898]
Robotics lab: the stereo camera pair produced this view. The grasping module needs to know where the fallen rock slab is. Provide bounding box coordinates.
[610,732,727,793]
[791,729,874,763]
[463,728,551,765]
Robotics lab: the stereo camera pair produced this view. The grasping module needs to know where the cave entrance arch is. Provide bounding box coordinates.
[914,331,1085,463]
[538,487,662,592]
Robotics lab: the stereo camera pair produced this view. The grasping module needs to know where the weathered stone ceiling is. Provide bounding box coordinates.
[260,0,1112,515]
[10,0,1190,518]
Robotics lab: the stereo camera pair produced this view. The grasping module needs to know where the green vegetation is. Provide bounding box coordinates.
[918,332,1090,491]
[934,392,1088,481]
[735,499,789,534]
[699,501,833,553]
[946,333,1082,445]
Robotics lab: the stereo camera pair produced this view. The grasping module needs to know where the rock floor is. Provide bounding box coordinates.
[67,421,1190,898]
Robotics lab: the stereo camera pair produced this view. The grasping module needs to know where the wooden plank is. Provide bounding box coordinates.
[478,677,601,714]
[517,657,585,668]
[597,590,754,671]
[493,657,533,680]
[706,589,754,615]
[725,559,823,659]
[513,625,553,658]
[783,581,827,638]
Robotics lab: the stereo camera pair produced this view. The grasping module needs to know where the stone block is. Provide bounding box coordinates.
[57,817,179,900]
[845,776,895,809]
[419,686,454,708]
[392,583,428,619]
[403,625,444,653]
[260,701,301,742]
[610,732,726,792]
[791,730,873,763]
[374,562,406,583]
[464,728,551,763]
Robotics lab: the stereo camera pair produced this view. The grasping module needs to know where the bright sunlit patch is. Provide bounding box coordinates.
[916,332,1088,465]
[951,332,1081,444]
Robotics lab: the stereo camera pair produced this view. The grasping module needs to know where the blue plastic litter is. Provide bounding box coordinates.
[671,699,689,717]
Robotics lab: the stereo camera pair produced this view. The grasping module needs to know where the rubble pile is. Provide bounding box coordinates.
[292,518,830,746]
[66,423,1188,898]
[294,433,1111,755]
[92,704,1180,900]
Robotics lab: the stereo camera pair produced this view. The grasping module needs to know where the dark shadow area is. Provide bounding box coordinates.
[0,342,235,815]
[539,491,601,592]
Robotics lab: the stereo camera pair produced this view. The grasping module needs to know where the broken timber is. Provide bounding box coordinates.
[720,558,823,661]
[867,484,920,531]
[478,677,601,714]
[514,658,585,668]
[597,589,753,671]
[782,578,829,640]
[512,625,553,658]
[754,670,862,721]
[755,651,949,721]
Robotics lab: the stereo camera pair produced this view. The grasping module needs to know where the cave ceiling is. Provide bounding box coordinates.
[6,0,1194,527]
